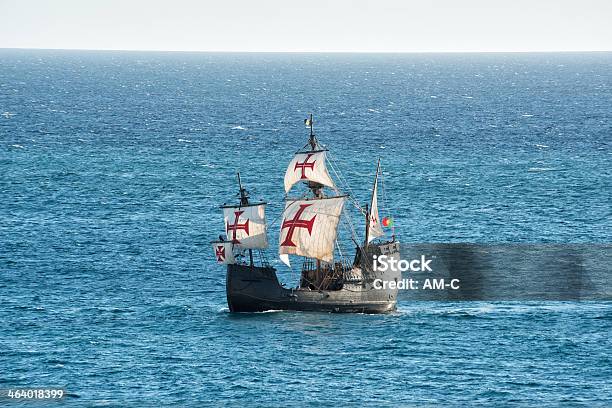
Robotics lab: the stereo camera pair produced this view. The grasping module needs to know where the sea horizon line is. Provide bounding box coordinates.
[1,47,611,54]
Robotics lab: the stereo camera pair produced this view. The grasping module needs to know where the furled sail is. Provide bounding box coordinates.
[284,150,336,193]
[279,196,345,263]
[367,160,384,243]
[222,203,268,249]
[212,241,236,264]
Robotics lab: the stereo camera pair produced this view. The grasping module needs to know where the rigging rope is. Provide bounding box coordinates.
[326,150,365,214]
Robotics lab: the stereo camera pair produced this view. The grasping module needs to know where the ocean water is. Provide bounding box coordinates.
[1,50,611,406]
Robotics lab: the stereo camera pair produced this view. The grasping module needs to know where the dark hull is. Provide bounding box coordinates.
[226,242,401,314]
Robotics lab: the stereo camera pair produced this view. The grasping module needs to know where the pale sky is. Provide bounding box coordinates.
[1,0,611,52]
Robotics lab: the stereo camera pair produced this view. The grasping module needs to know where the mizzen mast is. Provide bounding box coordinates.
[365,158,384,246]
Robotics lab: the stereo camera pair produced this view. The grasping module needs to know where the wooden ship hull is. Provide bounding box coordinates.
[226,241,401,314]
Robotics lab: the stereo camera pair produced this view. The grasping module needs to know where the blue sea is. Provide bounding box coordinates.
[1,50,611,406]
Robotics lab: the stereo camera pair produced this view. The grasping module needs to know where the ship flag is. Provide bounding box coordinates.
[284,150,336,193]
[212,241,236,264]
[222,203,268,249]
[279,196,345,263]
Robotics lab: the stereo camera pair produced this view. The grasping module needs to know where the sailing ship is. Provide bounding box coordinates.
[211,115,401,313]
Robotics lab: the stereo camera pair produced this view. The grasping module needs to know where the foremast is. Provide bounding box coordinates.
[236,173,254,266]
[213,174,269,267]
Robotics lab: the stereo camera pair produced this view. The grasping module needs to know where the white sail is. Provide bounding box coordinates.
[367,161,384,243]
[223,203,268,249]
[279,196,345,263]
[284,151,336,193]
[279,253,291,267]
[212,241,236,264]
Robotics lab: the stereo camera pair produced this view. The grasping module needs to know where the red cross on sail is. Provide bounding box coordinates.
[284,151,336,193]
[212,241,236,264]
[294,153,316,179]
[215,245,226,261]
[226,210,249,243]
[280,204,316,247]
[222,203,268,249]
[279,196,345,263]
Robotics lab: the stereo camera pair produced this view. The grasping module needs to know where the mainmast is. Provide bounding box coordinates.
[217,174,268,265]
[305,114,321,272]
[305,114,324,198]
[307,113,316,149]
[237,172,249,206]
[279,115,346,271]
